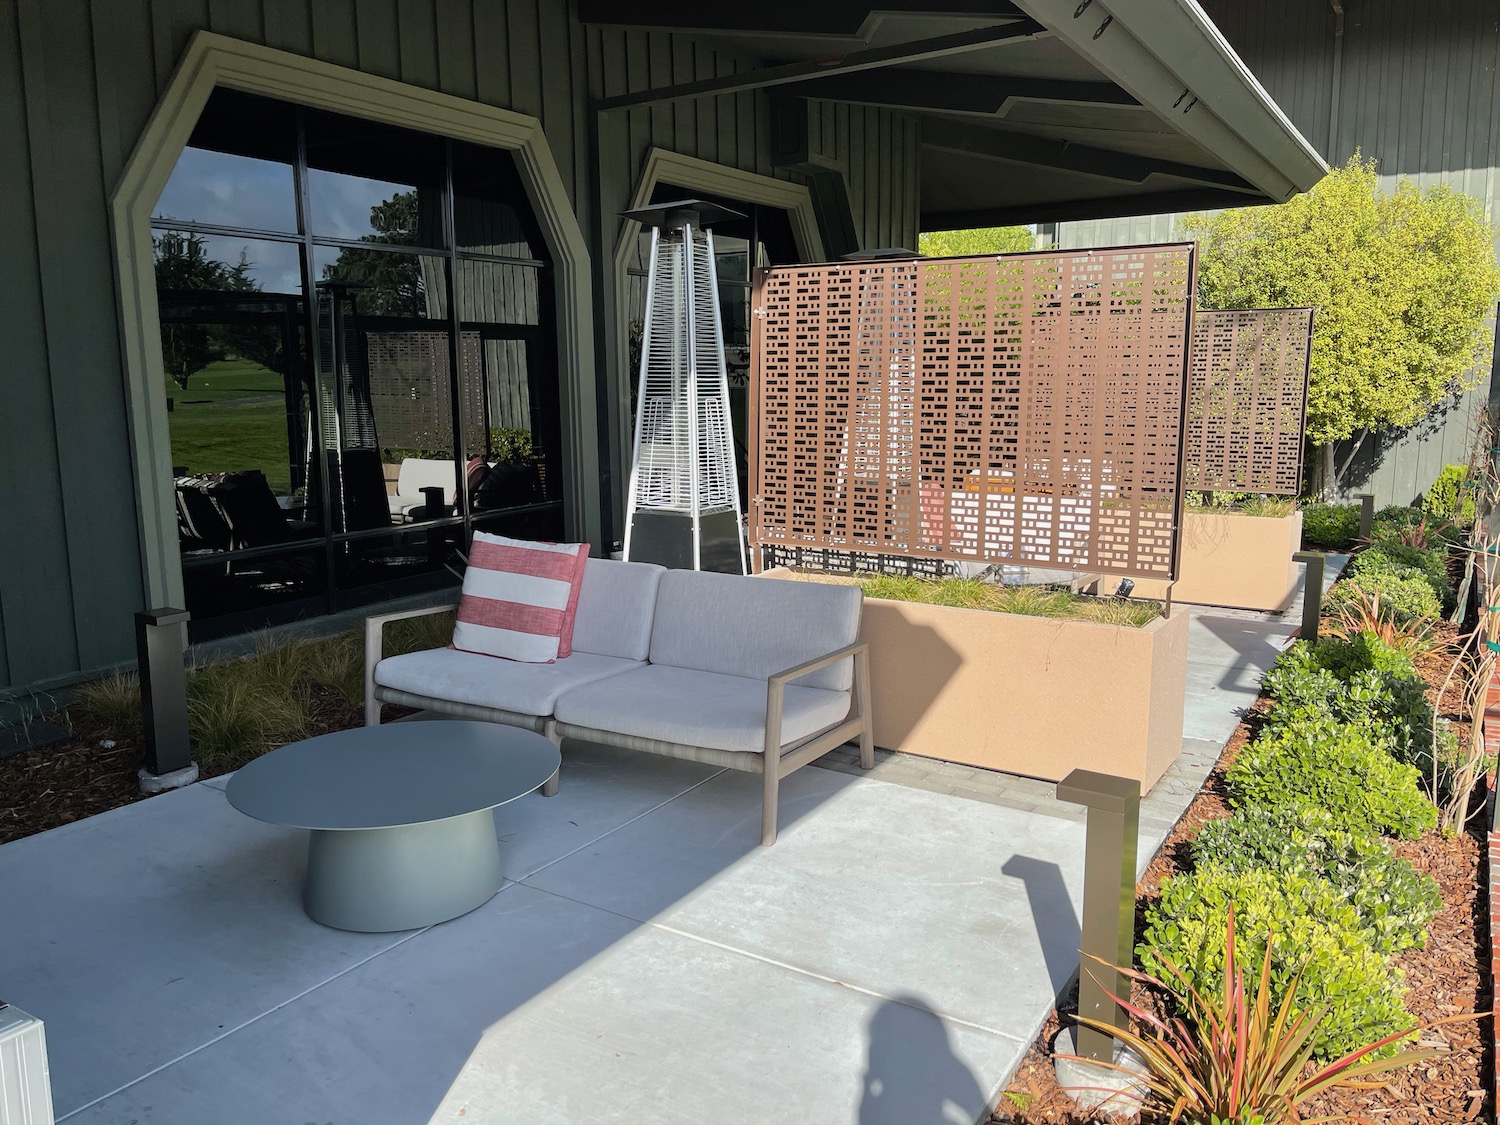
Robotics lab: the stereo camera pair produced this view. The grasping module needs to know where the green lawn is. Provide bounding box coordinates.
[167,359,296,493]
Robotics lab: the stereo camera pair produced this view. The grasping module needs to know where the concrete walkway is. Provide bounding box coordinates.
[0,560,1341,1125]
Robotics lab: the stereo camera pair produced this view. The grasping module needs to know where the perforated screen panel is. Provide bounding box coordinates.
[1182,308,1314,495]
[750,245,1196,579]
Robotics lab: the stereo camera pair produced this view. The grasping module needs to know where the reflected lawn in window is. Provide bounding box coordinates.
[167,359,295,493]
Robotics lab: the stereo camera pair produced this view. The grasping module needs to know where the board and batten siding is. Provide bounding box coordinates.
[1053,0,1500,507]
[0,0,922,695]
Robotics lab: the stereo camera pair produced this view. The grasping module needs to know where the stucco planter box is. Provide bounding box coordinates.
[1133,510,1302,612]
[759,568,1190,791]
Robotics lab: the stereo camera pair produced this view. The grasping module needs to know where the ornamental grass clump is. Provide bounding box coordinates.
[1324,568,1442,629]
[1139,868,1412,1061]
[1079,908,1460,1124]
[1191,806,1440,957]
[1225,719,1437,840]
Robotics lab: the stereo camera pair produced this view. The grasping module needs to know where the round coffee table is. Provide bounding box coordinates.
[226,721,560,933]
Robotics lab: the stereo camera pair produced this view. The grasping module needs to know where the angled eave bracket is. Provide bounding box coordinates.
[1009,0,1327,202]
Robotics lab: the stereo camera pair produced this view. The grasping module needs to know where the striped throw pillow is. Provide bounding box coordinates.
[451,533,590,663]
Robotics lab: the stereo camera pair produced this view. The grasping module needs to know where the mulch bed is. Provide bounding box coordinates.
[990,619,1493,1124]
[0,684,395,847]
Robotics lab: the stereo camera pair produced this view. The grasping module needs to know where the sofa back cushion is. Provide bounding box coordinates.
[571,558,665,661]
[649,571,861,691]
[397,457,458,503]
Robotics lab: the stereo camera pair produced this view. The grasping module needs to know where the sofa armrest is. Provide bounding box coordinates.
[363,600,459,726]
[764,641,868,752]
[767,641,866,692]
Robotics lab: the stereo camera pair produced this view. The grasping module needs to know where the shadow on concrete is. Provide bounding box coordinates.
[859,996,985,1125]
[1000,854,1081,1006]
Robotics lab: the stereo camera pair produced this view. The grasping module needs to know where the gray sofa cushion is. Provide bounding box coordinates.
[570,558,665,661]
[553,665,851,754]
[375,648,643,716]
[648,570,861,691]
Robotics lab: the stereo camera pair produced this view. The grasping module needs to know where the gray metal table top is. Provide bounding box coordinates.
[226,721,560,831]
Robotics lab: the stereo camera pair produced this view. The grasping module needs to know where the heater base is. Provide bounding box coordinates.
[626,510,744,574]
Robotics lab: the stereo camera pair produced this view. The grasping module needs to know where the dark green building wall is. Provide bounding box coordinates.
[1054,0,1500,507]
[0,0,920,695]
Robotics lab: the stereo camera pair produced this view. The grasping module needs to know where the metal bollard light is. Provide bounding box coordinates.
[135,607,196,790]
[1056,769,1140,1062]
[1293,552,1325,644]
[1355,492,1375,541]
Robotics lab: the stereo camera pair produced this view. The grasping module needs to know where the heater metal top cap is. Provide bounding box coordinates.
[622,199,745,230]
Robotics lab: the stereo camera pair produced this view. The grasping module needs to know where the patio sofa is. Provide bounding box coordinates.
[387,457,459,521]
[363,559,873,844]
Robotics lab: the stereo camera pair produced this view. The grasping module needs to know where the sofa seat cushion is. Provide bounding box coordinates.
[553,665,851,755]
[375,648,643,716]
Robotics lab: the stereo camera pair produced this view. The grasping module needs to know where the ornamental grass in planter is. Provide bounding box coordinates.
[759,569,1188,789]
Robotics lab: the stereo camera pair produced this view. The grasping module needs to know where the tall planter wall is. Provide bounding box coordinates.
[1132,510,1303,612]
[761,569,1190,791]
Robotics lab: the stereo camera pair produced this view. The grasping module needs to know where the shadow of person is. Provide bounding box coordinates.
[859,995,987,1125]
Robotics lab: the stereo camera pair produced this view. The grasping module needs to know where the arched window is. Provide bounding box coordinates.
[151,87,561,635]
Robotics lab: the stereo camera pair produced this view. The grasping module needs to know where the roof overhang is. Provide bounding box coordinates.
[578,0,1327,231]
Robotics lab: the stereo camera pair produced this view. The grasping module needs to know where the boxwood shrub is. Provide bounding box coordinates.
[1261,638,1434,760]
[1226,719,1437,839]
[1324,566,1442,624]
[1139,865,1413,1060]
[1347,542,1453,611]
[1191,806,1440,956]
[1300,502,1360,551]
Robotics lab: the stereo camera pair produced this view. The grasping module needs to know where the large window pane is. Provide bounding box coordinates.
[305,109,446,247]
[153,89,298,233]
[155,234,312,503]
[456,259,559,512]
[455,258,542,327]
[452,140,549,261]
[312,253,457,532]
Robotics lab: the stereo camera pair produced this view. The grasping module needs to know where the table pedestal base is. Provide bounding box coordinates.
[303,810,503,932]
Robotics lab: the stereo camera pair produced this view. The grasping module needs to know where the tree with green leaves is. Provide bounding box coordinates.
[918,226,1035,257]
[1186,155,1500,497]
[153,230,260,389]
[322,190,428,317]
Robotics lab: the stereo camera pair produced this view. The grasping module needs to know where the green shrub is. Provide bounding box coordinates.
[1262,637,1432,761]
[1266,639,1416,693]
[1324,569,1441,625]
[1226,718,1437,839]
[1422,465,1477,527]
[1370,504,1462,548]
[1300,503,1360,551]
[1347,543,1453,610]
[1140,865,1412,1060]
[1191,806,1440,956]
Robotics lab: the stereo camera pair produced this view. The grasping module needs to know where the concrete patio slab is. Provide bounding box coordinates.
[1185,613,1297,668]
[65,881,1023,1125]
[3,551,1349,1125]
[525,764,1143,1037]
[1181,657,1267,744]
[0,783,406,1115]
[2,746,722,1120]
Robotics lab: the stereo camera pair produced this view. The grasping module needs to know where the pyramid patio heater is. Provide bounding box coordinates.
[622,200,748,573]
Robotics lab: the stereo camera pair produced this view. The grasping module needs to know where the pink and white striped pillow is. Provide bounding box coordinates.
[451,533,590,663]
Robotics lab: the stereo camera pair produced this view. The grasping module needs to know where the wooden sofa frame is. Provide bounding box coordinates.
[363,601,874,845]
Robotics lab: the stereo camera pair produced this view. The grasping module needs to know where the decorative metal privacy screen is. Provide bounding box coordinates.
[750,245,1196,578]
[1182,308,1314,495]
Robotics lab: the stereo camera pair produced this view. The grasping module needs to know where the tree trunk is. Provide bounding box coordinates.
[1312,443,1337,500]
